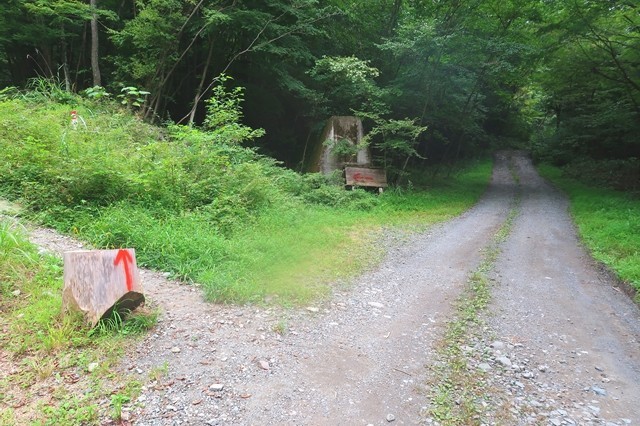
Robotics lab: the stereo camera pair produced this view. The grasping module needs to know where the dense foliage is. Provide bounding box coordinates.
[1,0,637,184]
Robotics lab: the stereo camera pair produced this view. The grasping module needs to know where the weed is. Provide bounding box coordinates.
[0,408,15,426]
[148,362,169,382]
[90,306,158,337]
[40,396,99,425]
[110,392,131,421]
[272,318,288,335]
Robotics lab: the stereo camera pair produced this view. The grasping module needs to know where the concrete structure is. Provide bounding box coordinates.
[308,116,371,174]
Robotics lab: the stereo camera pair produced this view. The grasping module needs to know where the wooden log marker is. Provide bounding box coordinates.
[63,248,145,327]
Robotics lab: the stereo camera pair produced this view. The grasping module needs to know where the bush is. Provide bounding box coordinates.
[561,158,640,193]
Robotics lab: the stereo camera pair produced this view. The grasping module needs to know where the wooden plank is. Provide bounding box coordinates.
[63,249,144,326]
[345,166,388,188]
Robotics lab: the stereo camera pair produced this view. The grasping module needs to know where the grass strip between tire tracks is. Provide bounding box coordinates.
[424,170,521,425]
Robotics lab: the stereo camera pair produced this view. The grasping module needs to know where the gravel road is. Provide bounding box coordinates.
[26,151,640,425]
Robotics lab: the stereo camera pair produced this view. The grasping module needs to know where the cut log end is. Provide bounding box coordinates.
[63,249,145,327]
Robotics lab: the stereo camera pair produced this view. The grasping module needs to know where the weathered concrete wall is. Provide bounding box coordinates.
[307,116,371,174]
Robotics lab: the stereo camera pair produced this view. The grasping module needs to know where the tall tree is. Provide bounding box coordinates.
[89,0,101,86]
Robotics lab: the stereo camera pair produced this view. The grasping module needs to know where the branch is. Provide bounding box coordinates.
[177,5,339,124]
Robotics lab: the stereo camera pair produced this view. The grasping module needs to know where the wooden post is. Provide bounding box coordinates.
[63,249,145,327]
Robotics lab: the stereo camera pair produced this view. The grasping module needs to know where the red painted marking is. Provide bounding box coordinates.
[353,172,375,182]
[114,249,134,291]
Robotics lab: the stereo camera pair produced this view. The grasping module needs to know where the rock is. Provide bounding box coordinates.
[496,356,512,368]
[258,360,270,370]
[171,347,181,353]
[306,307,320,313]
[87,362,99,373]
[209,384,224,391]
[490,341,505,349]
[478,363,492,372]
[522,371,534,379]
[166,405,177,412]
[591,386,607,396]
[368,302,385,309]
[550,418,562,426]
[11,289,20,297]
[538,364,549,372]
[386,413,396,422]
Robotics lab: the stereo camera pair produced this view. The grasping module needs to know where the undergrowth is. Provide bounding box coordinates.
[538,164,640,293]
[0,86,492,304]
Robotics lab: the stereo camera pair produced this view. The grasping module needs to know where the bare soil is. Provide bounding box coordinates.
[19,151,640,425]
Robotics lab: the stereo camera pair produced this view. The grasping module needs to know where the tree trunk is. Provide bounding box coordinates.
[90,0,102,87]
[60,25,72,91]
[75,22,88,88]
[188,39,214,125]
[387,0,402,35]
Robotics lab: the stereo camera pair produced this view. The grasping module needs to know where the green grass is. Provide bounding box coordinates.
[0,93,493,305]
[67,158,491,304]
[0,219,153,425]
[538,164,640,292]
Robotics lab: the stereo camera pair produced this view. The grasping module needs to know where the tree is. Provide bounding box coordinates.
[89,0,101,86]
[531,0,640,162]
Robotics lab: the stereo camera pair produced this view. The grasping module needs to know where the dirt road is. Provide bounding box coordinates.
[27,151,640,425]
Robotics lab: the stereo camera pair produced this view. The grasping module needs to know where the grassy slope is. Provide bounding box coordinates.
[72,161,492,304]
[538,164,640,292]
[0,95,492,304]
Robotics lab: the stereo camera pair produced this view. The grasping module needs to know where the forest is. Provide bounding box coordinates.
[0,0,639,189]
[1,4,639,423]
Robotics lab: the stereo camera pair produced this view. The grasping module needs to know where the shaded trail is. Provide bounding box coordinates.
[479,153,640,424]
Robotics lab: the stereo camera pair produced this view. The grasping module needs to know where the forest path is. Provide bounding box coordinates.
[24,151,640,425]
